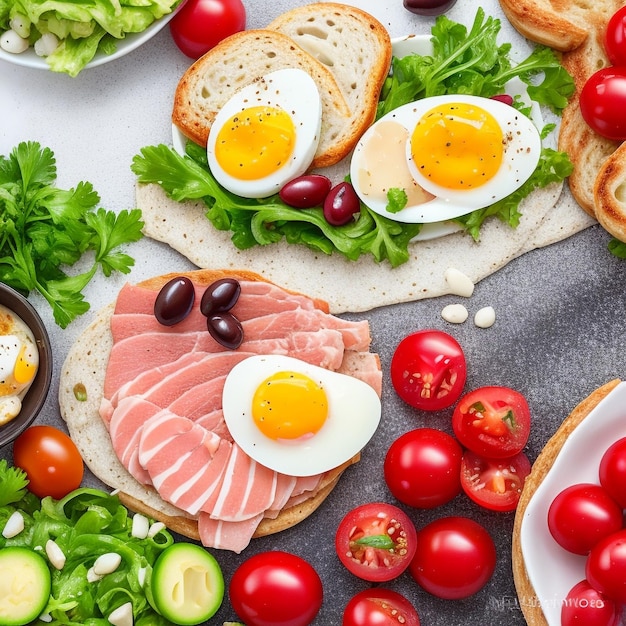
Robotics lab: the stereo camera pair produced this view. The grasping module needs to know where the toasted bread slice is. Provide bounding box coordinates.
[172,29,352,169]
[594,141,626,239]
[267,3,392,151]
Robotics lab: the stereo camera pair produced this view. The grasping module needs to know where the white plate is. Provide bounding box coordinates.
[0,7,180,72]
[520,381,626,625]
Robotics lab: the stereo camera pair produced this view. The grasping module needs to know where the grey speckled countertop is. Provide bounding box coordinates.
[2,0,626,624]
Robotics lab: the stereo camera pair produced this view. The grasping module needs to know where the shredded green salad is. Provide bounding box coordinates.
[132,8,575,268]
[0,0,181,76]
[0,460,176,625]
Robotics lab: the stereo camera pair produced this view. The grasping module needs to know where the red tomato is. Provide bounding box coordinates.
[561,579,622,626]
[586,529,626,604]
[460,450,531,512]
[599,437,626,508]
[335,502,417,582]
[580,67,626,140]
[605,6,626,66]
[229,551,322,626]
[451,386,531,458]
[390,330,467,411]
[547,483,623,555]
[169,0,246,59]
[13,425,84,499]
[384,428,462,509]
[342,588,421,626]
[409,516,496,600]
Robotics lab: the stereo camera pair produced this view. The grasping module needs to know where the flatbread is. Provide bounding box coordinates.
[136,181,593,314]
[59,269,374,542]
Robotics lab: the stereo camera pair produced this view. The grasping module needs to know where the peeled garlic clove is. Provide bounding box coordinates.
[445,268,475,297]
[441,303,469,324]
[474,306,496,329]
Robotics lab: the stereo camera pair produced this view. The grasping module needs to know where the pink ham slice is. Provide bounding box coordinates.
[197,513,266,554]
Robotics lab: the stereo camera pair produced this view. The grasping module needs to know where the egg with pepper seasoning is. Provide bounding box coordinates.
[222,355,381,476]
[0,304,39,425]
[206,68,323,199]
[350,94,542,223]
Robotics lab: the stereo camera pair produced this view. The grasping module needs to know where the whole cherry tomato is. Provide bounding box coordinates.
[561,579,622,626]
[342,588,421,626]
[335,502,417,582]
[586,529,626,604]
[599,436,626,508]
[580,67,626,140]
[409,516,496,600]
[605,6,626,66]
[390,330,467,411]
[13,425,84,499]
[452,386,531,458]
[229,551,323,626]
[384,428,462,509]
[169,0,246,59]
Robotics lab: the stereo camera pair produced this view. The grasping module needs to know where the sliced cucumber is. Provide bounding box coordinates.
[0,546,51,626]
[149,543,224,625]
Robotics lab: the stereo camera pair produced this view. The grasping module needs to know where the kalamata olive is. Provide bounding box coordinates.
[323,181,361,226]
[491,94,515,106]
[200,278,241,316]
[279,174,332,208]
[207,312,244,350]
[154,276,195,326]
[403,0,457,16]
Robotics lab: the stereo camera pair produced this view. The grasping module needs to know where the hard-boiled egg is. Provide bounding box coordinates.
[0,304,39,425]
[206,68,322,199]
[222,355,381,476]
[350,94,542,223]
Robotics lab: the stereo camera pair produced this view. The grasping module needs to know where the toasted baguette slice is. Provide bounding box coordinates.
[594,141,626,240]
[267,3,392,150]
[172,29,352,168]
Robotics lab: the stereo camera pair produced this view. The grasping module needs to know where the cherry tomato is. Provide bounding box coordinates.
[390,330,467,411]
[13,425,84,499]
[561,579,622,626]
[409,516,496,600]
[169,0,246,59]
[335,502,417,582]
[586,529,626,604]
[605,6,626,66]
[599,437,626,508]
[547,483,623,555]
[342,588,421,626]
[460,450,531,512]
[384,428,462,509]
[229,551,323,626]
[452,386,531,459]
[580,67,626,140]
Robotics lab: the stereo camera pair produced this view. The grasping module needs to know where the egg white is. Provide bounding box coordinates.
[350,94,542,223]
[206,68,323,199]
[222,354,381,476]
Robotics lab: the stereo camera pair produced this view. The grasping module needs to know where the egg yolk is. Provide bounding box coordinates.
[410,102,504,190]
[252,371,328,441]
[214,105,296,180]
[14,344,37,385]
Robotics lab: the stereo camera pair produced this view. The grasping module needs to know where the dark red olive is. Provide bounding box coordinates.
[200,278,241,316]
[323,181,361,226]
[154,276,195,326]
[207,312,244,349]
[491,94,515,106]
[403,0,457,16]
[279,174,332,208]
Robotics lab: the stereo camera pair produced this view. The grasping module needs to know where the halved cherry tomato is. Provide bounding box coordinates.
[384,428,462,509]
[548,483,623,555]
[561,579,622,626]
[335,502,417,582]
[580,67,626,140]
[390,330,467,411]
[586,529,626,604]
[342,588,421,626]
[13,425,84,499]
[229,551,322,626]
[409,516,496,600]
[169,0,246,59]
[599,436,626,508]
[452,386,531,458]
[605,6,626,66]
[460,449,531,512]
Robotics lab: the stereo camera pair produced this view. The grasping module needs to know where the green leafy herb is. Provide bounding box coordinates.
[0,459,28,507]
[0,141,144,328]
[608,238,626,258]
[386,188,408,214]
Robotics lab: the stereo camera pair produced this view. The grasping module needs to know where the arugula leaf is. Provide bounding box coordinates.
[0,459,28,507]
[0,141,144,328]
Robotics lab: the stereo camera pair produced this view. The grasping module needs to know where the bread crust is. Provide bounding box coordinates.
[594,141,626,240]
[512,379,622,625]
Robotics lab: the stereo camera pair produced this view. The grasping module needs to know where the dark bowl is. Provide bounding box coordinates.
[0,282,53,448]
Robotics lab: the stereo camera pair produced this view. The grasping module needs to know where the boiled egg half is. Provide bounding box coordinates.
[222,355,381,476]
[350,94,542,223]
[0,304,39,425]
[207,68,322,199]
